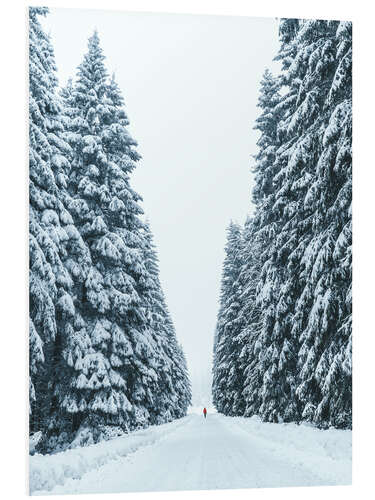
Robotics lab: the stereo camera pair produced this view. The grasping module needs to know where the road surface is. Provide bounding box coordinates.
[32,412,351,495]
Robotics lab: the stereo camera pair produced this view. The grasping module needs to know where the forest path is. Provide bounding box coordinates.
[33,411,350,495]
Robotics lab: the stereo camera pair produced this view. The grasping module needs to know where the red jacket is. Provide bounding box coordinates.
[203,408,207,414]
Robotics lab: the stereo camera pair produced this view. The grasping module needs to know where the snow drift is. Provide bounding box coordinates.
[29,415,190,495]
[228,415,352,485]
[30,413,351,495]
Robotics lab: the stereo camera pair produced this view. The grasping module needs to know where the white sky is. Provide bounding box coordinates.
[42,8,281,397]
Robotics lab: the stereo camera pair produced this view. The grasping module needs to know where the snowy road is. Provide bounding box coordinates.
[31,412,351,495]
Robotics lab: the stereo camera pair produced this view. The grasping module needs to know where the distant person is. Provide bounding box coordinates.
[203,407,207,419]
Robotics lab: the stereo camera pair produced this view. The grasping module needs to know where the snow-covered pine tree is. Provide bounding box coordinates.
[251,19,352,426]
[246,56,303,423]
[237,218,263,417]
[252,69,282,208]
[29,5,58,427]
[175,344,192,415]
[29,7,91,436]
[212,222,245,415]
[47,31,191,446]
[50,31,149,440]
[237,70,284,420]
[161,313,192,418]
[213,19,352,430]
[293,20,352,428]
[141,223,191,422]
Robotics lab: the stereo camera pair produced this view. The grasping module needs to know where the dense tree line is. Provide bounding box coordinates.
[29,7,191,452]
[213,19,352,429]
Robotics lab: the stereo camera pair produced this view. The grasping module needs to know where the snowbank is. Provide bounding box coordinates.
[29,415,191,495]
[225,415,351,485]
[30,413,351,495]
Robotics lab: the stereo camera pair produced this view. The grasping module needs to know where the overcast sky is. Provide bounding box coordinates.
[42,8,281,397]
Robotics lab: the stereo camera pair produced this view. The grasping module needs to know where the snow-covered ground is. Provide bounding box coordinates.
[30,411,351,495]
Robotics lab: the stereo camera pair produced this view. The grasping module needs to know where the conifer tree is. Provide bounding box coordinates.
[249,60,301,423]
[237,218,263,417]
[293,20,352,428]
[30,12,191,452]
[49,32,150,439]
[212,222,244,414]
[29,7,91,436]
[212,19,352,429]
[252,19,352,425]
[47,32,192,445]
[141,223,191,421]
